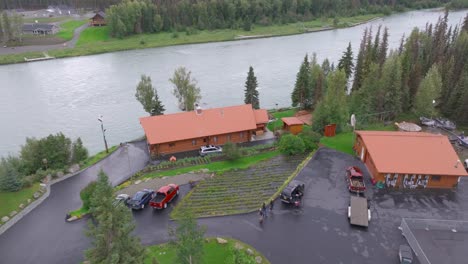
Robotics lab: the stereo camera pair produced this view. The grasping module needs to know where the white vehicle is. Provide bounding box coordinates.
[199,145,223,156]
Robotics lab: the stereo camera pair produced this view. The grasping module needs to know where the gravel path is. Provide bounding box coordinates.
[116,173,213,196]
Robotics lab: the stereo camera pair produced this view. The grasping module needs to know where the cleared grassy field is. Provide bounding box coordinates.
[145,238,269,264]
[171,154,306,218]
[57,20,88,41]
[267,109,297,131]
[0,183,41,218]
[76,26,110,45]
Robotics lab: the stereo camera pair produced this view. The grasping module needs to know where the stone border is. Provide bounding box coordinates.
[0,186,50,236]
[0,145,125,236]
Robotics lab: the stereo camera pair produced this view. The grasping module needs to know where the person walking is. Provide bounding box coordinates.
[258,208,264,224]
[261,203,267,218]
[269,199,274,211]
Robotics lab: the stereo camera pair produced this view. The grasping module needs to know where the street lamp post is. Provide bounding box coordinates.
[98,115,109,153]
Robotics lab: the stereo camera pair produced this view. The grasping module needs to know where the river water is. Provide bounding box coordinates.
[0,8,466,156]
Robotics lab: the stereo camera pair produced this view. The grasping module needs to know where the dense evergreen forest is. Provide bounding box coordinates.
[292,12,468,133]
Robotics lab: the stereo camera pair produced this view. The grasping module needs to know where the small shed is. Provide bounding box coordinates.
[281,117,304,135]
[90,11,106,26]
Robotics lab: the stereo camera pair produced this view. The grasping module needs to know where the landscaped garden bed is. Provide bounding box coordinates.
[171,154,308,218]
[145,237,270,264]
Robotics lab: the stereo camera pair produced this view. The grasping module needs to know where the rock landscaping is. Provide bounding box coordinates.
[171,154,307,218]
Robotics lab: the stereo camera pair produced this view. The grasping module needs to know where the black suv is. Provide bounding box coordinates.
[280,180,305,204]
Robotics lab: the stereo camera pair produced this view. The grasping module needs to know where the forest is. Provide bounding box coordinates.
[290,12,468,133]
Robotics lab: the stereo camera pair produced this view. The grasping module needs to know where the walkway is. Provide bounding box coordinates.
[0,23,89,56]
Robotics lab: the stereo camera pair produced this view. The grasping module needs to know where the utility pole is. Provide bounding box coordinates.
[98,115,109,153]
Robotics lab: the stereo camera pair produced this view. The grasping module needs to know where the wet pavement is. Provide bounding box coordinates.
[1,146,467,264]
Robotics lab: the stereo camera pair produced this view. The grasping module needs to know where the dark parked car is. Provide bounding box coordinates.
[127,189,154,210]
[280,180,305,204]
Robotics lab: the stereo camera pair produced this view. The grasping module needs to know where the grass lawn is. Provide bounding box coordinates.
[57,20,88,41]
[81,145,118,170]
[0,183,41,218]
[144,150,281,179]
[171,154,307,218]
[320,123,396,154]
[267,109,297,131]
[69,206,88,218]
[0,13,381,65]
[145,237,269,264]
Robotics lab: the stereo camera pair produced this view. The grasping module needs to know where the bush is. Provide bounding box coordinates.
[71,138,88,164]
[298,129,322,152]
[227,246,256,264]
[278,134,306,155]
[223,142,241,161]
[80,181,97,210]
[0,158,23,192]
[172,31,179,38]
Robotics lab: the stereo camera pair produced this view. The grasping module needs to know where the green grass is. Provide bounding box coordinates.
[0,183,41,218]
[76,26,110,45]
[267,109,298,131]
[69,206,88,217]
[320,123,396,154]
[0,14,381,65]
[57,20,88,41]
[145,238,270,264]
[144,150,280,178]
[81,145,118,169]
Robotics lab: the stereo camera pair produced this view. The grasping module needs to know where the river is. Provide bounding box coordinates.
[0,8,466,156]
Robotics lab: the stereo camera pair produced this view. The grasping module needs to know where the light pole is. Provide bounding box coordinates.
[98,115,109,153]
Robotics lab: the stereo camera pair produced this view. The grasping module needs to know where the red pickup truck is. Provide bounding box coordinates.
[346,166,366,193]
[149,184,179,209]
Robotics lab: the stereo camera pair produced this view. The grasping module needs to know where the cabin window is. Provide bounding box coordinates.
[213,136,218,143]
[192,140,197,146]
[227,135,231,141]
[431,175,441,182]
[169,143,175,147]
[240,132,244,138]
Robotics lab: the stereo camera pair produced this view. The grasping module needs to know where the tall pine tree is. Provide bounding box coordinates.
[352,28,368,93]
[85,171,145,264]
[244,66,260,109]
[292,55,312,109]
[338,42,354,80]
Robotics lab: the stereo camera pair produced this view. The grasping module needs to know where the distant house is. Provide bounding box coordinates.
[281,117,304,135]
[22,23,59,35]
[139,104,269,156]
[90,12,106,26]
[354,131,468,188]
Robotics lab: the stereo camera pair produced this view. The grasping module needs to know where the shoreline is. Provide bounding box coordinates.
[0,14,383,66]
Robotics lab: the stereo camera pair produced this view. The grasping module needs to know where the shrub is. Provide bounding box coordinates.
[298,129,322,152]
[223,142,241,161]
[172,31,179,38]
[71,137,88,164]
[278,134,306,155]
[0,158,23,192]
[227,246,256,264]
[80,181,97,210]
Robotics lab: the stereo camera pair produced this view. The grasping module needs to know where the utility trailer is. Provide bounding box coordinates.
[348,196,371,227]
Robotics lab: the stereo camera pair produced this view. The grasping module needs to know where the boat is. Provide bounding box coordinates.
[420,117,435,126]
[457,133,468,148]
[434,118,456,130]
[395,122,422,132]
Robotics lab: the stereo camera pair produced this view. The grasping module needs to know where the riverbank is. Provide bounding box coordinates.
[0,14,381,65]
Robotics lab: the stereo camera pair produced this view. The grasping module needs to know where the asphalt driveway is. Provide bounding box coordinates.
[1,146,467,264]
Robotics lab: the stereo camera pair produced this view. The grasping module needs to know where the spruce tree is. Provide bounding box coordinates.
[0,158,22,192]
[352,28,368,93]
[372,25,381,62]
[151,89,165,116]
[338,42,354,80]
[71,138,89,164]
[463,14,468,33]
[381,55,403,119]
[379,27,389,67]
[292,55,312,109]
[455,71,468,124]
[413,65,442,117]
[85,171,145,264]
[244,66,260,109]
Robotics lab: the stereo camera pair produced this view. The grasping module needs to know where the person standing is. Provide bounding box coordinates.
[269,199,274,211]
[261,203,267,217]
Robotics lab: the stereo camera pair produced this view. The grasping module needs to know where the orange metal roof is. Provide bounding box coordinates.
[253,109,269,124]
[356,131,468,176]
[282,117,304,126]
[140,104,258,145]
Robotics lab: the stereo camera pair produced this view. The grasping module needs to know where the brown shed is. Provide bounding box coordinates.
[90,12,106,26]
[140,104,268,157]
[281,117,304,135]
[354,131,468,189]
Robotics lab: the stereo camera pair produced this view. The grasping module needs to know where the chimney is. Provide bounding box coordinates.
[195,104,202,115]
